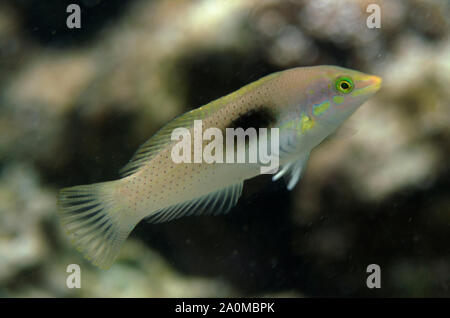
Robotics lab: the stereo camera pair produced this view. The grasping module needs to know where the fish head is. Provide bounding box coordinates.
[300,65,382,132]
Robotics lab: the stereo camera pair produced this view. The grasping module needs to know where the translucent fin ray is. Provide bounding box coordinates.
[58,181,140,269]
[272,153,310,191]
[145,182,244,224]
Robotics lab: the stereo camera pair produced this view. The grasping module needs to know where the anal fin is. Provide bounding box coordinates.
[145,182,244,223]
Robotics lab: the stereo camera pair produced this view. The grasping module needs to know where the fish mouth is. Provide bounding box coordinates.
[351,75,382,97]
[368,75,382,92]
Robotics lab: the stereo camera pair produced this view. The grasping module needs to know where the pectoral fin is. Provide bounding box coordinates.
[272,153,310,190]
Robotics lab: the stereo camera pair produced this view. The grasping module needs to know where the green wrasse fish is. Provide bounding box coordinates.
[58,65,382,269]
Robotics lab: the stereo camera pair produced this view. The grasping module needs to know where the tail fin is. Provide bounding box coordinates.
[58,181,138,269]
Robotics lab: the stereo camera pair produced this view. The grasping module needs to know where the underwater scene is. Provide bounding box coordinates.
[0,0,449,298]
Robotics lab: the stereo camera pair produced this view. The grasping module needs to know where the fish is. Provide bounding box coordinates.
[58,65,382,269]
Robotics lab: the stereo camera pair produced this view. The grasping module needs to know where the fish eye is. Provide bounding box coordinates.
[335,77,354,94]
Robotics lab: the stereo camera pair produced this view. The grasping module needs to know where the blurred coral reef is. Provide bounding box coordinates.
[0,0,448,297]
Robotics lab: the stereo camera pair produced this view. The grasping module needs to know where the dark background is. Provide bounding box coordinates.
[0,0,449,297]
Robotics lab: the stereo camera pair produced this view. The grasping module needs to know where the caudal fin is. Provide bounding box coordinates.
[58,181,138,269]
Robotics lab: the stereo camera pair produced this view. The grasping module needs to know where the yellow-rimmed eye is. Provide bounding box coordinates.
[335,77,354,94]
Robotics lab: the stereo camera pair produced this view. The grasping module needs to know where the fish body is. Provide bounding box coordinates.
[58,65,381,269]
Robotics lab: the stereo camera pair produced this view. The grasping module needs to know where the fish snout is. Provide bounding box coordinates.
[351,74,382,97]
[368,75,382,92]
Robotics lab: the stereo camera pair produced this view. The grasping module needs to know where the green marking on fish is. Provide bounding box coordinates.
[333,96,345,104]
[313,100,330,116]
[301,113,315,133]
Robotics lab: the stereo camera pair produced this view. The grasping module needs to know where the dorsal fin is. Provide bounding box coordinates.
[144,182,243,223]
[119,107,208,177]
[119,72,281,177]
